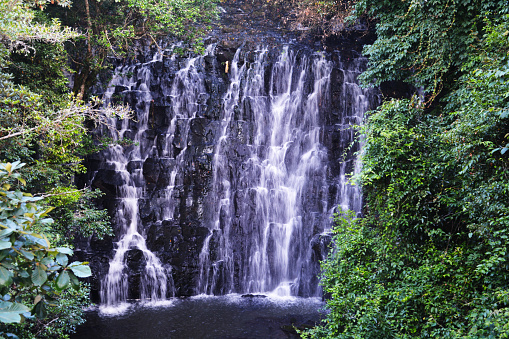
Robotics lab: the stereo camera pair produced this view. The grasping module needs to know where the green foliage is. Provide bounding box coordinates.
[0,162,91,327]
[0,0,133,169]
[304,213,509,338]
[0,16,83,171]
[3,283,91,339]
[123,0,217,42]
[8,40,70,105]
[50,0,218,96]
[353,0,509,95]
[0,0,121,337]
[307,10,509,339]
[45,187,112,245]
[0,0,78,46]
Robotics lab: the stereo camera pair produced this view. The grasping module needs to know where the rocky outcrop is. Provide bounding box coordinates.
[76,5,379,303]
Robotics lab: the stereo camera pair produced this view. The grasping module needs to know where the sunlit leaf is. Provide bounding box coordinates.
[69,263,91,278]
[55,247,73,255]
[55,253,68,266]
[0,229,13,239]
[0,301,29,323]
[31,266,47,286]
[56,270,70,290]
[0,241,11,250]
[0,266,13,286]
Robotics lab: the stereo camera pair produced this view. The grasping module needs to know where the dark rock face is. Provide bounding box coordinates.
[76,31,379,303]
[380,80,416,99]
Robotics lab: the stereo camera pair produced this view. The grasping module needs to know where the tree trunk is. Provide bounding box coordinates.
[77,0,93,100]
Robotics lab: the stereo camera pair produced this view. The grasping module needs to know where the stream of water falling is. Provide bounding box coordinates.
[88,42,378,308]
[196,47,350,296]
[99,52,170,306]
[98,47,218,306]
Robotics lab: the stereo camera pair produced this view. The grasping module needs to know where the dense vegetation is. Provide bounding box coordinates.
[0,0,215,337]
[304,0,509,338]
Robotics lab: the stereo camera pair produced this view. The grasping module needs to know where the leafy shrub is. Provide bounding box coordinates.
[0,162,91,337]
[306,13,509,338]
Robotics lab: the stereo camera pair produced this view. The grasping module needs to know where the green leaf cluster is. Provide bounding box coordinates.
[354,0,508,96]
[306,6,509,339]
[0,162,91,327]
[49,0,217,97]
[3,283,91,339]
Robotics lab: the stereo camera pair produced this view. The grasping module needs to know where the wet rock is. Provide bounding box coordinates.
[143,157,160,185]
[127,160,144,172]
[241,294,267,298]
[77,24,380,301]
[94,169,126,186]
[380,80,416,99]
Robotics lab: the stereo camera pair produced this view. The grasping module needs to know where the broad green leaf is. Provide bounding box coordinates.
[2,219,18,230]
[69,263,91,278]
[0,263,14,270]
[19,249,34,260]
[0,267,13,286]
[46,264,61,271]
[55,253,68,266]
[40,207,55,217]
[0,301,29,324]
[55,247,73,255]
[26,234,49,248]
[39,217,54,225]
[33,300,47,319]
[41,257,53,266]
[68,271,79,287]
[0,229,13,239]
[0,241,11,250]
[10,161,22,170]
[56,271,70,290]
[31,266,47,286]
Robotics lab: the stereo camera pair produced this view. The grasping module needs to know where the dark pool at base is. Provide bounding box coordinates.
[71,295,325,339]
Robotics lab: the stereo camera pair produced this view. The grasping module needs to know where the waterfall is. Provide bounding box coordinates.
[96,47,216,305]
[334,55,371,215]
[198,47,338,296]
[97,52,171,306]
[85,41,378,305]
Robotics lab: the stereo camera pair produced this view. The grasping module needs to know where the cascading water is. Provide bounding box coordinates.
[83,41,378,305]
[98,52,170,306]
[198,46,339,296]
[95,46,217,306]
[197,47,251,295]
[334,55,372,215]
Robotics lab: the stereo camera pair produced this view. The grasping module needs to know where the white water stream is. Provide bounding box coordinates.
[94,43,377,306]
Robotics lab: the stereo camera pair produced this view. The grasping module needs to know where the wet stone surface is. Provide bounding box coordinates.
[75,3,379,303]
